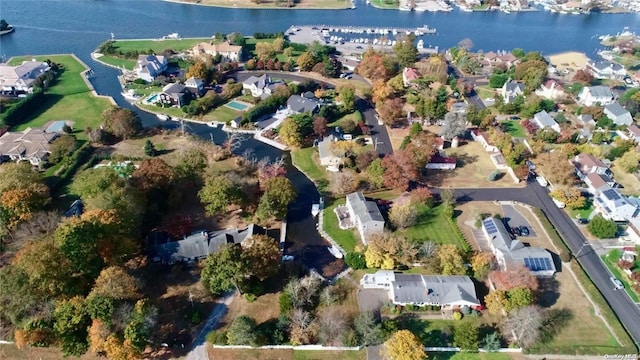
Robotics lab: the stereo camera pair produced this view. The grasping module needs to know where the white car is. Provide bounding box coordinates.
[610,276,624,290]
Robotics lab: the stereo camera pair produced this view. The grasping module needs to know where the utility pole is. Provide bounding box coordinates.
[576,242,591,258]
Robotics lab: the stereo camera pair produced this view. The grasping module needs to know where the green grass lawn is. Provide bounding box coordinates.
[123,84,162,97]
[8,55,113,139]
[291,147,328,186]
[370,0,398,9]
[432,354,512,360]
[501,120,526,138]
[401,204,467,248]
[294,350,366,360]
[474,85,495,99]
[568,199,594,219]
[602,251,640,302]
[209,105,241,123]
[94,55,137,70]
[108,38,211,54]
[323,198,358,252]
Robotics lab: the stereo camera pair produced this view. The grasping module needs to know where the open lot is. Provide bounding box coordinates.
[7,55,113,139]
[547,52,590,72]
[423,141,524,188]
[108,38,211,55]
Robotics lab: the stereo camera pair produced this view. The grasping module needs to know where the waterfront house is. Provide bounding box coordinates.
[360,270,482,309]
[402,67,420,88]
[483,51,520,69]
[192,41,243,62]
[0,60,50,94]
[535,79,566,100]
[577,86,615,106]
[346,192,385,244]
[501,79,525,104]
[587,60,627,80]
[482,217,556,277]
[184,76,205,97]
[317,135,342,171]
[242,74,283,98]
[603,102,633,127]
[627,124,640,143]
[134,54,167,82]
[533,110,560,133]
[159,83,191,108]
[287,94,321,114]
[0,127,59,166]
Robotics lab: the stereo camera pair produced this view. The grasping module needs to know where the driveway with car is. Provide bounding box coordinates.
[501,204,537,237]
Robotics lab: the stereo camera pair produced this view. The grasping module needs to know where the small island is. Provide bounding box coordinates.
[0,19,15,36]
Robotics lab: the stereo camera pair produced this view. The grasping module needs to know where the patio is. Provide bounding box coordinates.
[334,205,354,230]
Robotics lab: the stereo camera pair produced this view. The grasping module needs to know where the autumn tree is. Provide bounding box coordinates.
[573,69,594,84]
[313,116,328,137]
[381,330,426,360]
[502,306,543,348]
[365,232,418,269]
[198,174,243,215]
[438,244,467,275]
[549,188,586,210]
[171,146,207,182]
[104,335,141,360]
[297,51,318,72]
[489,265,538,291]
[186,60,213,83]
[88,319,110,354]
[332,170,359,196]
[279,117,302,147]
[289,308,314,345]
[389,202,418,229]
[317,308,347,346]
[0,183,50,225]
[377,98,405,126]
[132,158,174,191]
[471,252,494,280]
[615,150,640,173]
[381,151,419,190]
[485,290,509,315]
[404,131,437,168]
[13,240,75,298]
[357,49,395,81]
[88,266,141,301]
[535,151,575,187]
[102,107,142,139]
[242,234,281,281]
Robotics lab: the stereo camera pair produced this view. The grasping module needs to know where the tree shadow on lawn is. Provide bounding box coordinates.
[536,276,561,308]
[395,313,453,347]
[16,93,63,126]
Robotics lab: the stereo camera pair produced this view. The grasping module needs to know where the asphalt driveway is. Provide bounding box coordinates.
[501,204,538,237]
[357,289,388,314]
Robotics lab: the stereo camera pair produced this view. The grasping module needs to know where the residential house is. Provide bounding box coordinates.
[533,110,561,133]
[192,41,243,62]
[360,270,482,309]
[134,54,167,82]
[594,188,639,222]
[604,102,633,127]
[402,67,420,87]
[470,129,498,152]
[584,172,617,194]
[317,135,342,171]
[184,77,205,97]
[346,192,385,244]
[573,153,611,179]
[242,74,283,98]
[587,60,627,80]
[425,154,457,170]
[501,79,525,104]
[627,124,640,143]
[450,102,468,114]
[484,51,520,69]
[287,94,321,114]
[577,86,615,106]
[336,56,360,72]
[535,79,566,100]
[482,217,556,277]
[0,60,50,94]
[148,224,267,263]
[230,117,242,129]
[0,127,59,166]
[159,83,191,108]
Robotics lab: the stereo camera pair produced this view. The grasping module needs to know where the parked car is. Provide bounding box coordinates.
[610,276,624,290]
[520,226,530,236]
[578,218,589,224]
[511,227,521,236]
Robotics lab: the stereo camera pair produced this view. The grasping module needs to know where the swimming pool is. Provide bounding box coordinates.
[226,100,249,111]
[146,94,159,103]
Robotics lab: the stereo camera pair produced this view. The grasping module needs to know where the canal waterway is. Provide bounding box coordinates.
[0,0,638,274]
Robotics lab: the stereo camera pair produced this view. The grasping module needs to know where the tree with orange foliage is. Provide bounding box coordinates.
[372,79,393,104]
[381,151,419,190]
[376,98,405,126]
[104,335,141,360]
[132,158,174,190]
[489,265,539,291]
[0,183,50,226]
[357,49,393,81]
[88,319,110,354]
[89,266,141,301]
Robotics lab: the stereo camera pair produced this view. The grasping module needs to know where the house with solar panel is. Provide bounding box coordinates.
[360,270,482,310]
[482,217,556,277]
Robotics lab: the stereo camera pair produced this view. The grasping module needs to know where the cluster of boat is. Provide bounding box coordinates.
[319,25,436,36]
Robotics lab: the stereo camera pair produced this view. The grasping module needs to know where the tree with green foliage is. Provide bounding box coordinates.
[482,332,501,351]
[172,147,208,182]
[454,321,479,352]
[337,84,356,112]
[393,34,418,68]
[124,299,156,353]
[49,134,78,164]
[345,251,367,269]
[354,311,384,346]
[227,315,258,345]
[198,174,243,215]
[102,107,142,139]
[615,150,640,173]
[143,140,157,157]
[242,234,281,281]
[256,176,296,221]
[201,244,246,295]
[366,158,385,189]
[279,117,302,147]
[85,295,116,324]
[506,287,534,312]
[54,296,91,357]
[0,265,43,327]
[587,215,618,239]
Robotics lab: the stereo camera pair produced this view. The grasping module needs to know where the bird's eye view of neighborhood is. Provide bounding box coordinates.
[1,1,640,360]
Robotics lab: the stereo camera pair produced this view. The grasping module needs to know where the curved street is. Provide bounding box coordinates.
[435,183,640,350]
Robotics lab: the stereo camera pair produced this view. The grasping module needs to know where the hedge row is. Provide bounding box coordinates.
[0,90,46,127]
[447,216,472,253]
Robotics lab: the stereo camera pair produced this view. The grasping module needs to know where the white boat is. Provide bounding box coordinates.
[163,32,180,40]
[461,6,473,12]
[311,204,320,217]
[327,245,343,259]
[156,114,170,121]
[399,5,412,11]
[121,89,140,101]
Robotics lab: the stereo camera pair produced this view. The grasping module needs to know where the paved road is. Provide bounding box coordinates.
[185,292,235,360]
[356,98,393,156]
[448,63,486,110]
[436,183,640,350]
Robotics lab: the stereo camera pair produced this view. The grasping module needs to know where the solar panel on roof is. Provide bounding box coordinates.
[524,258,531,269]
[543,258,552,270]
[603,189,621,201]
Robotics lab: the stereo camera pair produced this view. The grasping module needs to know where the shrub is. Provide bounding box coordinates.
[244,293,257,303]
[559,250,572,263]
[206,330,228,345]
[279,291,293,315]
[487,170,502,181]
[345,252,366,269]
[587,215,618,239]
[0,90,46,127]
[452,311,463,320]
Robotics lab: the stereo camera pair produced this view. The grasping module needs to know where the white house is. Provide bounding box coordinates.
[595,188,639,222]
[192,41,243,62]
[346,192,385,244]
[184,77,205,97]
[134,54,167,82]
[535,79,566,100]
[0,127,59,166]
[577,86,615,106]
[604,102,633,127]
[317,135,342,171]
[627,124,640,143]
[482,217,556,277]
[470,129,498,152]
[573,153,611,178]
[242,74,283,98]
[584,172,617,194]
[0,60,50,93]
[360,270,482,309]
[587,60,627,80]
[501,79,525,104]
[533,110,561,133]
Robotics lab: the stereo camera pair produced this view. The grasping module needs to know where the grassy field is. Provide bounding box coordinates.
[174,0,351,9]
[109,38,211,54]
[568,199,594,219]
[502,120,526,138]
[323,198,358,252]
[400,204,467,248]
[8,55,113,139]
[370,0,398,9]
[602,251,640,302]
[210,105,242,123]
[474,85,496,99]
[291,147,329,187]
[94,54,137,70]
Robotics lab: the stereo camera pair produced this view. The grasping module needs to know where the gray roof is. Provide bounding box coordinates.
[586,85,614,98]
[482,217,555,273]
[592,60,624,72]
[148,224,266,263]
[318,135,336,160]
[533,110,558,129]
[347,192,384,224]
[185,77,204,88]
[243,74,269,88]
[504,79,524,94]
[604,102,630,117]
[287,94,320,114]
[162,82,187,96]
[390,273,480,306]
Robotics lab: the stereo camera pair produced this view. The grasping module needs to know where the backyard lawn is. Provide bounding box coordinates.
[107,38,210,55]
[323,198,358,252]
[94,54,137,70]
[370,0,398,8]
[400,204,467,249]
[8,55,113,139]
[291,147,328,186]
[501,120,526,138]
[568,199,594,219]
[209,105,242,123]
